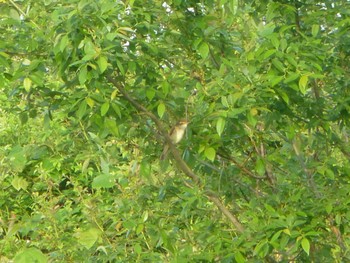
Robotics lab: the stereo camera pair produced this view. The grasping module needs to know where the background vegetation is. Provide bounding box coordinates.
[1,0,350,262]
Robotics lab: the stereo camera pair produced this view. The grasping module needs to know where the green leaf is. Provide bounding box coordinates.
[254,239,269,257]
[270,75,284,87]
[284,73,299,84]
[272,58,284,72]
[14,247,48,263]
[299,75,308,94]
[216,117,226,136]
[301,238,310,255]
[261,49,276,60]
[11,176,28,191]
[146,88,155,100]
[117,59,125,75]
[312,24,319,37]
[23,77,32,92]
[234,252,245,263]
[79,65,88,85]
[100,157,109,174]
[97,56,108,73]
[75,228,100,249]
[76,100,87,119]
[9,145,27,172]
[270,34,280,49]
[157,102,166,118]
[255,158,265,175]
[105,118,119,136]
[92,174,116,189]
[205,147,216,161]
[59,34,69,52]
[19,112,28,125]
[111,103,122,118]
[221,96,229,108]
[101,102,110,116]
[198,42,209,59]
[134,243,142,254]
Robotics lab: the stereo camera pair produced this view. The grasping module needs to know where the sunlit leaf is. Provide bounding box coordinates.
[157,102,166,118]
[198,42,209,59]
[205,147,216,161]
[23,77,32,92]
[11,176,28,191]
[301,238,310,255]
[216,117,226,136]
[92,173,116,189]
[76,100,87,119]
[75,228,100,249]
[97,56,108,73]
[101,102,110,116]
[312,24,319,37]
[299,75,308,94]
[234,251,245,263]
[79,66,88,85]
[14,248,47,263]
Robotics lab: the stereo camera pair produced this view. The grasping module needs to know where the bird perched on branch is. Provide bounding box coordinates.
[160,119,189,160]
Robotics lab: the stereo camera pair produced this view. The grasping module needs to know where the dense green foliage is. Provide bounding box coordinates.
[1,0,350,262]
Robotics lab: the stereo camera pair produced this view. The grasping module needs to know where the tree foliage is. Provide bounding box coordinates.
[1,0,350,261]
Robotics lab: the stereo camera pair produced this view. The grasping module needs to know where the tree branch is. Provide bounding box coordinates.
[106,73,244,233]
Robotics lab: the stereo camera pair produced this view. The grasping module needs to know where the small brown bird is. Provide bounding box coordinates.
[160,119,189,160]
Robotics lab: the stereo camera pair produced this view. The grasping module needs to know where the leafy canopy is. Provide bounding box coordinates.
[1,0,350,262]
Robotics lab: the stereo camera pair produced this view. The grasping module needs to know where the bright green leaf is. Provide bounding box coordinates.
[234,252,245,263]
[86,97,95,108]
[157,102,166,118]
[205,147,216,161]
[261,49,276,60]
[75,228,100,249]
[59,34,69,52]
[9,145,27,172]
[14,247,48,263]
[23,77,32,92]
[299,75,308,94]
[312,24,319,37]
[198,42,209,59]
[216,117,226,136]
[76,100,87,119]
[301,238,310,255]
[79,66,88,85]
[101,102,110,116]
[270,35,280,49]
[97,56,108,73]
[255,158,265,175]
[92,174,115,189]
[134,243,142,254]
[146,88,155,100]
[11,176,28,191]
[272,58,284,72]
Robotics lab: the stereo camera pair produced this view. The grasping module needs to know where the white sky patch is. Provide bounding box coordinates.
[187,7,195,13]
[162,2,172,14]
[125,5,131,15]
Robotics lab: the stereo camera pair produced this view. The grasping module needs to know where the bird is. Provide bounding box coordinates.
[160,119,189,160]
